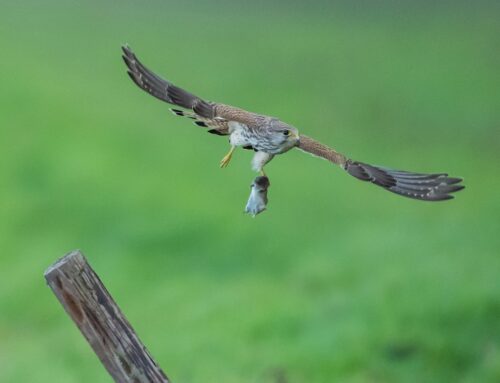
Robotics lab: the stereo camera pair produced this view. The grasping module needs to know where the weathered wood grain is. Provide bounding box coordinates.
[44,250,169,383]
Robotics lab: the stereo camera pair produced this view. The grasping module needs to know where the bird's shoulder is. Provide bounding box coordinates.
[215,104,271,127]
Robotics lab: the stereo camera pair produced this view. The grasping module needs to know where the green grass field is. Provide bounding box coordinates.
[1,1,499,382]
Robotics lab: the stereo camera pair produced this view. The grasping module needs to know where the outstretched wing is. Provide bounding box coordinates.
[297,134,464,201]
[297,135,348,167]
[122,45,217,117]
[122,45,261,130]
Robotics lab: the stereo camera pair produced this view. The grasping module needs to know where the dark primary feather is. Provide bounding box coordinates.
[345,160,464,201]
[298,135,464,201]
[122,45,216,118]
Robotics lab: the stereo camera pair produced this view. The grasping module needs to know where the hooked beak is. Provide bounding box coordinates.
[292,132,300,145]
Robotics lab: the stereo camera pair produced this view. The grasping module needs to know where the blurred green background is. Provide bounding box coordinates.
[1,1,499,382]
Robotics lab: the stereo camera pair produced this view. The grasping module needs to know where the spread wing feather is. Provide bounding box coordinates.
[122,45,216,118]
[297,134,464,201]
[122,45,260,129]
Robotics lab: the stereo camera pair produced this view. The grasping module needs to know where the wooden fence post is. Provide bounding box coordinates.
[44,250,169,383]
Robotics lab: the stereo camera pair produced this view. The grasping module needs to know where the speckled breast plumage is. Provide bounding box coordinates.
[228,121,291,154]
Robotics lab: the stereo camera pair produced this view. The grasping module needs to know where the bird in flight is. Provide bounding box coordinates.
[122,45,464,202]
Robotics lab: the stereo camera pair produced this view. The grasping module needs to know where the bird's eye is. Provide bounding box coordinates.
[283,130,290,136]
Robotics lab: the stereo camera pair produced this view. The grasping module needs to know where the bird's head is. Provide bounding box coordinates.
[270,122,300,152]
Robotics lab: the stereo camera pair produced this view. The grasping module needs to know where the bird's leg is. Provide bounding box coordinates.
[252,152,274,176]
[220,146,236,168]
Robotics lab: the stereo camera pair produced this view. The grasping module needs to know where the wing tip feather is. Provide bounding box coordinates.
[346,160,464,201]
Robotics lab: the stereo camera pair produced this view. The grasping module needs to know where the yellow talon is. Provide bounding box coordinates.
[259,170,267,177]
[220,146,235,168]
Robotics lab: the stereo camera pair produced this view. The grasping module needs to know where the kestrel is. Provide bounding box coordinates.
[122,45,464,201]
